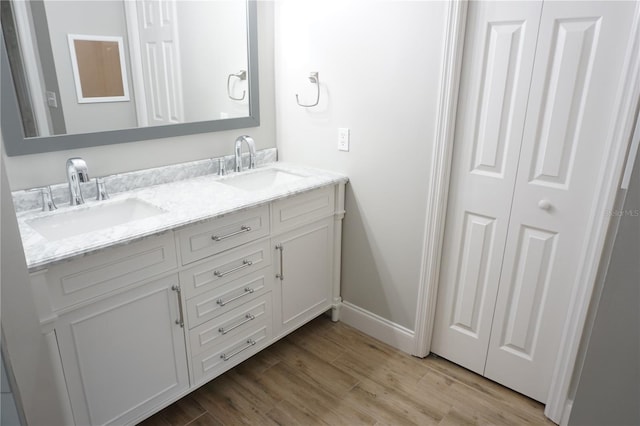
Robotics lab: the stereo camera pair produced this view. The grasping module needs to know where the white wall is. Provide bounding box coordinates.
[178,0,250,121]
[5,1,275,190]
[1,139,69,425]
[274,0,447,330]
[43,0,138,134]
[568,149,640,426]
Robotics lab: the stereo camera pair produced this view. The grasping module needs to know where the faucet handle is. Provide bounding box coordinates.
[96,177,110,200]
[217,158,226,176]
[29,186,57,211]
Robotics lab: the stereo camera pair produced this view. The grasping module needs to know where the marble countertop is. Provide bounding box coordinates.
[17,162,348,272]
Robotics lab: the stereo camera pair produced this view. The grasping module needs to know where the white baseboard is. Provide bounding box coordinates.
[339,301,415,354]
[560,400,573,426]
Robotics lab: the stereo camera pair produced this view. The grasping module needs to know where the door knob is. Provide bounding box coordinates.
[538,199,552,211]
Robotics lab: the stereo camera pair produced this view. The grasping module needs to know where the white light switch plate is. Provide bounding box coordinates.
[46,91,58,108]
[338,128,350,152]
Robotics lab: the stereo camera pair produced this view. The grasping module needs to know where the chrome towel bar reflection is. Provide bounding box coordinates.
[227,70,247,101]
[296,72,320,107]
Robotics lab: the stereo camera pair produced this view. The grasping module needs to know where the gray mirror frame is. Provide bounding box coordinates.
[1,0,259,156]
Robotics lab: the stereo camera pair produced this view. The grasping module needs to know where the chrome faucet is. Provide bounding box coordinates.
[66,158,89,205]
[234,135,256,172]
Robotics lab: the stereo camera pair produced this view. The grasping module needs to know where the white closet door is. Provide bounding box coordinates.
[431,1,544,374]
[484,1,638,402]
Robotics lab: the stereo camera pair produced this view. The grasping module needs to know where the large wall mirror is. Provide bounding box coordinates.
[1,0,259,156]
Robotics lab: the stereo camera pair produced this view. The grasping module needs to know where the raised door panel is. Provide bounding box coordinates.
[431,1,544,373]
[56,275,188,425]
[274,218,333,337]
[485,1,638,402]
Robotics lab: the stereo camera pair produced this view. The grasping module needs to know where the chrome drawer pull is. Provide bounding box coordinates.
[214,260,253,278]
[221,339,256,361]
[275,244,284,281]
[171,285,185,328]
[216,287,254,306]
[211,225,252,241]
[218,314,255,335]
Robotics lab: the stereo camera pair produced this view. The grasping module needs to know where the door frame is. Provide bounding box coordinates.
[123,0,149,127]
[8,0,51,136]
[413,2,640,424]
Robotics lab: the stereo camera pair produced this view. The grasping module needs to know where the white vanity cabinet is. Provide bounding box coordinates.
[54,275,189,426]
[30,234,188,426]
[28,180,345,426]
[271,187,336,337]
[176,212,276,386]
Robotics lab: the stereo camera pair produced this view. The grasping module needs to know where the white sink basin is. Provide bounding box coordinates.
[27,198,165,241]
[220,169,305,191]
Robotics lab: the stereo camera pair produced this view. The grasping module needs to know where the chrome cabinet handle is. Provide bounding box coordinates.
[220,339,256,361]
[275,244,284,281]
[211,225,251,242]
[214,259,253,278]
[218,314,255,335]
[171,285,185,328]
[216,287,254,306]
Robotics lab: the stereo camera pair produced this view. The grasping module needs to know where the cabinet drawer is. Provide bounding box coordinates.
[189,294,271,356]
[271,186,335,234]
[192,324,271,385]
[45,233,178,311]
[177,206,269,265]
[179,239,272,299]
[185,269,271,328]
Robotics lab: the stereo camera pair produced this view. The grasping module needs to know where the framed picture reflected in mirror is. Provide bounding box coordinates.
[67,34,130,103]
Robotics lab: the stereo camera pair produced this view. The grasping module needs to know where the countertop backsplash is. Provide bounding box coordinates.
[12,148,278,213]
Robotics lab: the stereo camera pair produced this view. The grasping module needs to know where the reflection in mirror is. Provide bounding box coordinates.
[1,0,259,156]
[67,34,130,103]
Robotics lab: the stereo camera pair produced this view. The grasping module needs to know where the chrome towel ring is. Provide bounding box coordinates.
[296,72,320,107]
[227,70,247,101]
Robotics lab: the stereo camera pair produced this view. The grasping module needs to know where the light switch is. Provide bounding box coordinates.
[46,91,58,108]
[338,128,350,152]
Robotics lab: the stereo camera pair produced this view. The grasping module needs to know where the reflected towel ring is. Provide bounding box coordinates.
[296,72,319,107]
[227,70,247,101]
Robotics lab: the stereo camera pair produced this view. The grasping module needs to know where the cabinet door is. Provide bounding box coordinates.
[56,275,189,426]
[273,218,333,337]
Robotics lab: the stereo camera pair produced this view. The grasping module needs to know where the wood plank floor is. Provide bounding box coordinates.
[139,316,556,426]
